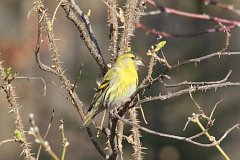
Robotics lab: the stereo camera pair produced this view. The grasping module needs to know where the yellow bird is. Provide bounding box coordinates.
[82,52,144,126]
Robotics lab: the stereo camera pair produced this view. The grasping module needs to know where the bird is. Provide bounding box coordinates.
[82,52,144,127]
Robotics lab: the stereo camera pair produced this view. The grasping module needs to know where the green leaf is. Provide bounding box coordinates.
[6,67,13,80]
[154,41,166,52]
[87,9,91,17]
[14,129,23,141]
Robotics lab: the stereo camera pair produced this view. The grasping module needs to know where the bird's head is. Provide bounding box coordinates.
[116,53,144,68]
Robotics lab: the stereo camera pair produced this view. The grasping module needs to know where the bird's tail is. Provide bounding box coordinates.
[82,104,100,127]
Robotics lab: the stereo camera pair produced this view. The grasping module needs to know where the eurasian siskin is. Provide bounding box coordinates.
[82,53,143,126]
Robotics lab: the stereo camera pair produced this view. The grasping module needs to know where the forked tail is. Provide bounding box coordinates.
[82,104,99,127]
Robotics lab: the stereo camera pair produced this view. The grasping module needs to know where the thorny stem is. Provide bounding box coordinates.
[114,110,240,148]
[108,0,146,159]
[129,107,143,160]
[33,1,107,159]
[106,0,119,62]
[116,118,124,160]
[108,116,118,160]
[119,0,145,51]
[140,81,240,104]
[131,51,240,105]
[0,63,35,160]
[30,1,240,160]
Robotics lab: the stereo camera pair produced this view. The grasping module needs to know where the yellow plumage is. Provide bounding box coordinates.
[82,53,143,127]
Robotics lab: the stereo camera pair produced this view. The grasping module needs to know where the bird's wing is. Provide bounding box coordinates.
[88,67,116,111]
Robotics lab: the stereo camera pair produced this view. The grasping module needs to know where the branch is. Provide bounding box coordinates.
[132,51,240,101]
[106,0,119,62]
[108,1,146,159]
[0,139,15,147]
[0,63,35,159]
[129,107,143,160]
[114,111,240,148]
[193,116,230,160]
[144,0,240,26]
[34,1,85,119]
[34,5,58,75]
[61,0,108,74]
[86,128,108,159]
[202,0,240,16]
[164,70,232,88]
[33,1,107,158]
[140,81,240,104]
[119,0,145,51]
[108,115,118,160]
[135,22,236,38]
[116,116,124,160]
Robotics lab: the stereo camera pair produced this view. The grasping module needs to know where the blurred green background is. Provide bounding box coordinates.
[0,0,240,160]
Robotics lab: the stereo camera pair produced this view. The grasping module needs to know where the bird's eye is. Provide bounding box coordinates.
[131,57,135,60]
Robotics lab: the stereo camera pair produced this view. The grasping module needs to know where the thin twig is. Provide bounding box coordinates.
[209,99,223,120]
[194,116,230,160]
[36,110,55,160]
[97,110,107,138]
[202,0,240,16]
[188,94,214,128]
[73,63,83,91]
[114,110,240,148]
[189,92,206,115]
[131,51,240,103]
[165,70,232,88]
[144,0,240,26]
[137,95,148,124]
[51,0,64,26]
[0,139,15,147]
[59,119,69,160]
[142,48,156,84]
[141,82,240,104]
[16,76,47,96]
[29,113,59,160]
[187,130,209,140]
[135,22,236,38]
[51,81,73,104]
[86,128,108,159]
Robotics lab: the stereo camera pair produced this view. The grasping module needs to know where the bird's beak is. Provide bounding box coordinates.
[136,60,144,66]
